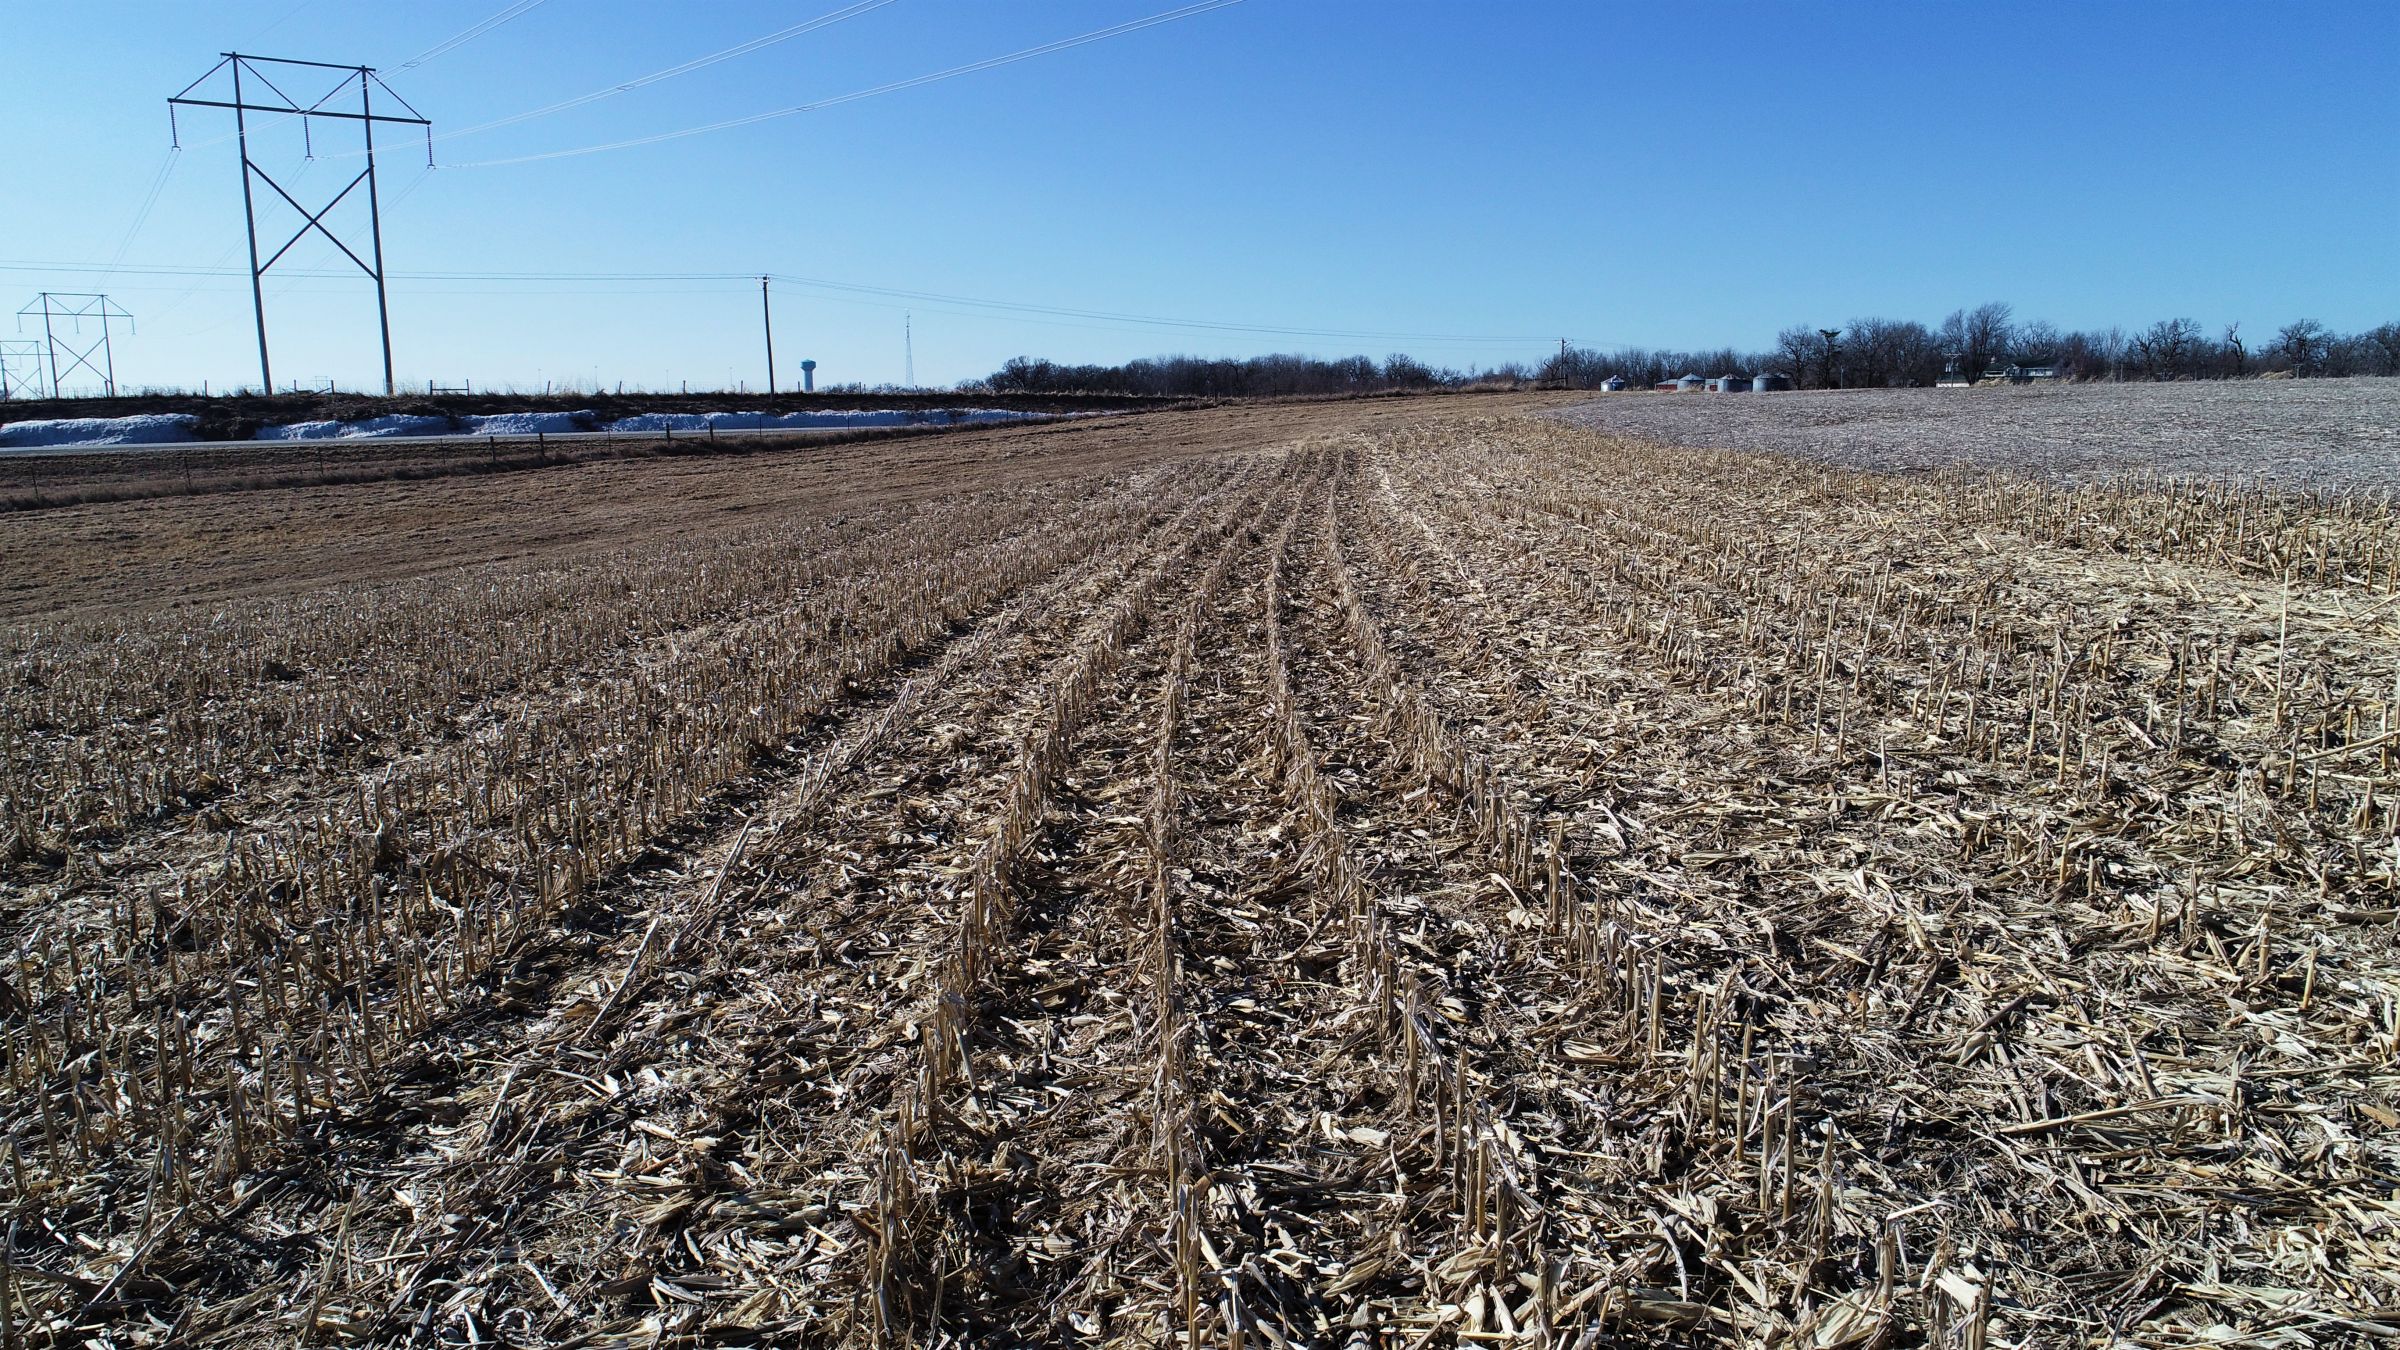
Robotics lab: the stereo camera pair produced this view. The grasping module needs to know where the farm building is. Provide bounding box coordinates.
[1600,376,1626,392]
[1712,375,1748,392]
[1753,373,1794,391]
[1654,373,1708,392]
[1942,355,2063,386]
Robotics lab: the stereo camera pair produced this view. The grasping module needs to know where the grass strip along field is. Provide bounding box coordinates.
[2,401,2396,1347]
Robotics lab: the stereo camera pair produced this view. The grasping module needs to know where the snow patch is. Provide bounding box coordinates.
[0,414,201,450]
[254,414,456,440]
[466,410,599,436]
[0,405,1061,452]
[601,408,1052,433]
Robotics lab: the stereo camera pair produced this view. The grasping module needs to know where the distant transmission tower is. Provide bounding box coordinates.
[17,293,134,397]
[904,312,914,387]
[168,53,433,395]
[0,339,48,400]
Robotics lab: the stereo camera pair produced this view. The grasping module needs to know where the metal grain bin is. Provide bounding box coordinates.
[1753,373,1793,392]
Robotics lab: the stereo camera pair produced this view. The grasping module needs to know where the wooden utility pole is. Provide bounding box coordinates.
[761,276,777,397]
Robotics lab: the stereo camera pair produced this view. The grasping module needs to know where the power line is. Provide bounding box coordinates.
[760,271,1561,345]
[400,0,555,70]
[249,0,322,45]
[442,0,901,141]
[447,0,1244,168]
[95,148,182,280]
[164,1,544,156]
[0,257,1570,347]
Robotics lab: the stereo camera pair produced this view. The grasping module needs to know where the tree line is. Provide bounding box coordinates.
[1743,307,2400,390]
[977,352,1478,398]
[969,306,2400,396]
[1519,305,2400,391]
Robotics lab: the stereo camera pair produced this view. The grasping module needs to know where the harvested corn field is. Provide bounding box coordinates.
[4,400,2398,1347]
[1548,379,2400,493]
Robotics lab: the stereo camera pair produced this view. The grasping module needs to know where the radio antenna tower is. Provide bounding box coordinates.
[168,53,433,395]
[904,312,914,388]
[16,293,134,397]
[0,340,50,400]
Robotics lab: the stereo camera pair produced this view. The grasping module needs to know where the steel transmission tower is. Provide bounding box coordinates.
[0,340,49,400]
[16,294,134,397]
[168,53,432,395]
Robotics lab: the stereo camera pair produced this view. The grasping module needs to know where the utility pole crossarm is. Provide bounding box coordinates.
[164,98,427,127]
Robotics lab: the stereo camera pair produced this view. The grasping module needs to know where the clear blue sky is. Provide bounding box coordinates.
[3,1,2393,394]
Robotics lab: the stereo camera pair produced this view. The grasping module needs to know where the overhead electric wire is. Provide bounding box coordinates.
[759,271,1557,344]
[0,257,1567,348]
[400,0,554,69]
[248,0,321,45]
[446,0,1244,168]
[442,0,901,141]
[103,150,181,271]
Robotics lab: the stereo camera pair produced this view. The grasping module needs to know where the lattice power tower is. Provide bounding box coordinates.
[169,53,432,395]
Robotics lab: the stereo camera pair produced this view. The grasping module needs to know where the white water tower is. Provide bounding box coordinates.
[800,359,817,393]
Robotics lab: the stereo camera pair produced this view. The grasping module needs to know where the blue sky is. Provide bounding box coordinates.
[3,1,2393,393]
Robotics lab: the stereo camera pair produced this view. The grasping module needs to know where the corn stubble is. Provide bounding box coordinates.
[2,411,2395,1347]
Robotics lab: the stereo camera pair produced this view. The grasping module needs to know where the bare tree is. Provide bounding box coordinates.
[2131,318,2205,379]
[2275,319,2333,376]
[1938,302,2016,380]
[1381,354,1435,388]
[2366,323,2400,377]
[2013,320,2061,364]
[1776,326,1825,387]
[1846,317,1943,387]
[2221,323,2246,377]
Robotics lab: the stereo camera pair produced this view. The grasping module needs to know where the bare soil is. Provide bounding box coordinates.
[0,399,1486,618]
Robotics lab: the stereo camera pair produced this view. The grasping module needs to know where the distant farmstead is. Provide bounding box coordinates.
[1941,354,2061,386]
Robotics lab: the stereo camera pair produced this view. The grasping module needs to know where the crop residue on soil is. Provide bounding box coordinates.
[3,398,2397,1346]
